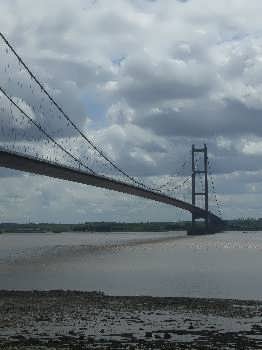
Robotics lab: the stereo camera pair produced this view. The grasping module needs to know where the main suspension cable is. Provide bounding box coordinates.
[0,32,151,190]
[0,85,96,174]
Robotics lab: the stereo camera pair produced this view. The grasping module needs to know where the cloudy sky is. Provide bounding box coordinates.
[1,0,262,223]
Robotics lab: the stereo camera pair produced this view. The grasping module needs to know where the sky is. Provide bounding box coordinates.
[1,0,262,223]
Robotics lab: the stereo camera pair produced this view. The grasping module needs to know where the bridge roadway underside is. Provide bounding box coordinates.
[0,149,223,227]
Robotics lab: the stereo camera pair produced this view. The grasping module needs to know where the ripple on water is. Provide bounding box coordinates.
[1,231,262,298]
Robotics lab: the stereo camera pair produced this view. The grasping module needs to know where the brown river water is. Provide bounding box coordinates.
[0,230,262,299]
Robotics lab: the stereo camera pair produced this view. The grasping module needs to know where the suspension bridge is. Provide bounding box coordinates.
[0,32,224,234]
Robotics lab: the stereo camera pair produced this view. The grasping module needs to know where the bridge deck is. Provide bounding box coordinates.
[0,149,222,224]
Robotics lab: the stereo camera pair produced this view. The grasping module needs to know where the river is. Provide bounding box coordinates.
[0,230,262,299]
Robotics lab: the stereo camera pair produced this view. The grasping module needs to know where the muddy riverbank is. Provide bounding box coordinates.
[0,290,261,349]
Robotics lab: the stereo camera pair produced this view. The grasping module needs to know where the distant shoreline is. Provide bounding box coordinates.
[0,218,262,233]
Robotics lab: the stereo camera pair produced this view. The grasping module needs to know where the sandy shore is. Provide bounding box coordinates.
[0,290,262,349]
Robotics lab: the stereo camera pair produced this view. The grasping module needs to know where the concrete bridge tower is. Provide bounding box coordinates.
[191,144,209,234]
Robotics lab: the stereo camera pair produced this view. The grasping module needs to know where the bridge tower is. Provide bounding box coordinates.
[191,144,209,234]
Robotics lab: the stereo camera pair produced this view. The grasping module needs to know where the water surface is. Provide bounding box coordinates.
[0,231,262,299]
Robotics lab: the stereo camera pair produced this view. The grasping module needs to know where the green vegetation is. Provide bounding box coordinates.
[0,221,190,233]
[0,218,262,233]
[225,218,262,231]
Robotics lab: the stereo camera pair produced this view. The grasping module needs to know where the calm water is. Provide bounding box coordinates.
[0,231,262,299]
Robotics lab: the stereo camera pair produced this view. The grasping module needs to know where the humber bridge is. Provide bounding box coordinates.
[0,32,224,235]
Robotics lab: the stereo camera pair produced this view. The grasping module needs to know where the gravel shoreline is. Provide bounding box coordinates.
[0,290,262,349]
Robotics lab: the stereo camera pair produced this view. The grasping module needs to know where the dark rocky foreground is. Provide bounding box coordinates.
[0,291,261,349]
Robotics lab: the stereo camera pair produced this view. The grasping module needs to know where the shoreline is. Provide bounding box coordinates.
[0,290,262,349]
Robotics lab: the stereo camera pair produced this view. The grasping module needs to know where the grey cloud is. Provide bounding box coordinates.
[113,57,215,107]
[0,167,21,178]
[135,99,262,138]
[0,59,87,140]
[211,154,262,175]
[37,57,113,88]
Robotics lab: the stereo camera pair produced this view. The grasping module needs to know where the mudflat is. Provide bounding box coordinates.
[0,290,261,349]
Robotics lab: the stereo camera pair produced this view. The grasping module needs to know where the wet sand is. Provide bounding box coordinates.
[0,291,262,349]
